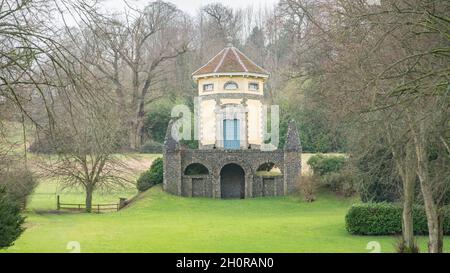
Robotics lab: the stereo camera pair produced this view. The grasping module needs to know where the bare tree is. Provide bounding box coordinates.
[37,81,131,213]
[280,0,450,252]
[202,3,243,44]
[0,0,102,128]
[385,116,418,251]
[0,0,136,212]
[80,1,190,150]
[407,96,449,252]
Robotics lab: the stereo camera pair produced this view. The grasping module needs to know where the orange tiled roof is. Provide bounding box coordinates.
[192,46,269,77]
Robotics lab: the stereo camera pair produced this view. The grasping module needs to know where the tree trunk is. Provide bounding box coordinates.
[129,89,146,150]
[413,124,442,253]
[85,186,93,213]
[136,118,144,149]
[129,118,144,150]
[117,93,127,126]
[402,172,415,251]
[129,121,138,150]
[389,133,416,252]
[406,114,445,253]
[401,144,416,251]
[437,211,444,252]
[420,179,441,253]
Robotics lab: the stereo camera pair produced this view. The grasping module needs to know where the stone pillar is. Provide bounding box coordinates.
[163,120,182,195]
[283,120,302,194]
[186,178,193,197]
[213,172,221,198]
[245,174,253,198]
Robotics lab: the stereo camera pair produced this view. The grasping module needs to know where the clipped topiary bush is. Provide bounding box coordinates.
[136,157,163,192]
[307,154,346,176]
[148,157,163,184]
[345,203,450,235]
[136,171,154,192]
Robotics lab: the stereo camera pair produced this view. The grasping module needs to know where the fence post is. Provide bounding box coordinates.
[97,204,100,213]
[57,195,60,210]
[119,198,127,210]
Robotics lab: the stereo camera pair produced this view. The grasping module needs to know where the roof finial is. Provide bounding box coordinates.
[226,35,233,47]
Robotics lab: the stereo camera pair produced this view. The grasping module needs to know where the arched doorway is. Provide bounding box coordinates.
[220,163,245,199]
[256,162,283,197]
[184,163,210,197]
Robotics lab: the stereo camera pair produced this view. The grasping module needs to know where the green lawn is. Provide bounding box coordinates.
[3,182,450,253]
[1,123,448,253]
[28,179,138,211]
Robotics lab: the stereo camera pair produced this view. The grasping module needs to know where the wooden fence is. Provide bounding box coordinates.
[56,195,123,213]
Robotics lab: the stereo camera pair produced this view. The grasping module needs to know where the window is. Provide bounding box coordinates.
[249,82,259,91]
[224,81,238,90]
[203,84,214,91]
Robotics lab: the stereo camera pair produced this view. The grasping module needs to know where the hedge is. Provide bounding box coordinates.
[345,203,450,235]
[307,154,346,176]
[136,158,164,192]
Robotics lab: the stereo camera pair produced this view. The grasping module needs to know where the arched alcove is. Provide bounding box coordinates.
[184,163,209,175]
[256,162,282,177]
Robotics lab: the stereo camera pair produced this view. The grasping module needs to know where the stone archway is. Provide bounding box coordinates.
[220,163,245,199]
[184,163,210,175]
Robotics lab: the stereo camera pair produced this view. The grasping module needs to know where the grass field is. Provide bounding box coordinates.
[1,122,449,253]
[2,182,450,253]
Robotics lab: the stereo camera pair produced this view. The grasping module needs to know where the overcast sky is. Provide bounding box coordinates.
[101,0,279,15]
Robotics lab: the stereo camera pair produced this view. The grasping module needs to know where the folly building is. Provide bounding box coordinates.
[163,43,302,199]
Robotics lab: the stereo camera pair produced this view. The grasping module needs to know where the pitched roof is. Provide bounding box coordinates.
[192,46,269,78]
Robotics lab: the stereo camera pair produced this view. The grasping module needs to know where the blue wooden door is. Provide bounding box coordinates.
[223,119,240,149]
